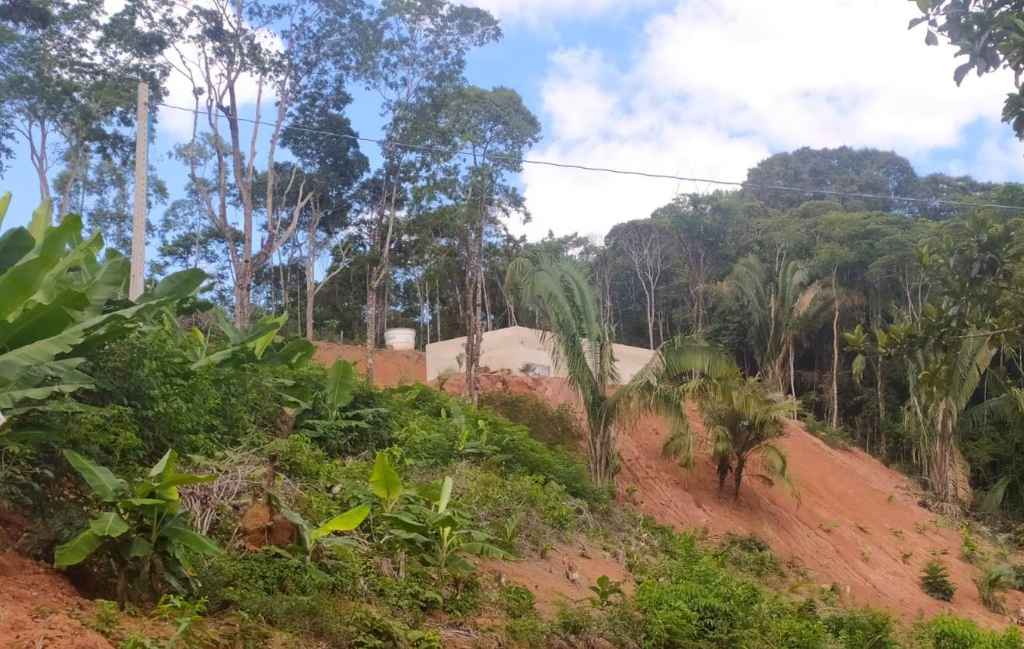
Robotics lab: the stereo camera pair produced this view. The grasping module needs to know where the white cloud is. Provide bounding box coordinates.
[152,2,283,139]
[516,0,1024,241]
[465,0,659,22]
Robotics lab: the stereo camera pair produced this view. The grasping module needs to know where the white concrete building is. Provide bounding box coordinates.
[425,326,656,384]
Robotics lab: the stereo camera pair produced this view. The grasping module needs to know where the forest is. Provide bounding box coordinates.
[5,0,1024,647]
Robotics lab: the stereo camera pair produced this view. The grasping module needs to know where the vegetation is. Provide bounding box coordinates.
[922,560,957,602]
[0,196,1020,645]
[7,0,1024,643]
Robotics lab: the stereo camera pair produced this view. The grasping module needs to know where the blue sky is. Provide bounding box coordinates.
[4,0,1024,242]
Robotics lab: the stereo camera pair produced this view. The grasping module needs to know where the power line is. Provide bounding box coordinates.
[158,102,1024,213]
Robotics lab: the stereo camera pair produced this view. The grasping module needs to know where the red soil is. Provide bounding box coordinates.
[313,342,425,388]
[0,551,115,649]
[482,542,633,616]
[446,371,1023,625]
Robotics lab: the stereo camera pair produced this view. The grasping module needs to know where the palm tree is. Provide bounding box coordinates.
[506,257,621,487]
[729,255,829,396]
[705,378,793,499]
[903,334,994,508]
[628,336,793,499]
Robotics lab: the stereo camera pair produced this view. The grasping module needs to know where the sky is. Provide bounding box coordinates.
[4,0,1024,243]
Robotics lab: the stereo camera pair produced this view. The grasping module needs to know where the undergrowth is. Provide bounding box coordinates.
[4,330,1021,648]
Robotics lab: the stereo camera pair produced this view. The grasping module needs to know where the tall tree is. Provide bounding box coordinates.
[410,85,540,403]
[281,84,369,340]
[163,0,329,326]
[0,0,169,216]
[326,0,500,382]
[607,220,666,350]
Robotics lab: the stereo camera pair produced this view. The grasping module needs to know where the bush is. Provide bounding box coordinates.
[921,615,1024,649]
[500,584,536,619]
[199,550,354,612]
[388,385,598,501]
[479,391,581,449]
[824,609,900,649]
[635,534,826,649]
[921,560,956,602]
[81,331,282,460]
[975,564,1014,613]
[715,533,782,578]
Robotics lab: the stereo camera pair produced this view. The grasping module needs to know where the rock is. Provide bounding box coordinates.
[239,501,297,549]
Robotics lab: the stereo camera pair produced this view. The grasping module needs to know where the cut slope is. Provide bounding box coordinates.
[0,551,114,649]
[313,342,425,387]
[447,372,1021,626]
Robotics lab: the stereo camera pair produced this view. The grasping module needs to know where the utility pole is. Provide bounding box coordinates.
[129,80,150,300]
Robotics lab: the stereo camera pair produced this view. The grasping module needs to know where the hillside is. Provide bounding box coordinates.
[443,371,1023,625]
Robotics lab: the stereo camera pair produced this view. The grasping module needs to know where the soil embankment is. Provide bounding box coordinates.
[314,342,425,387]
[443,371,1022,625]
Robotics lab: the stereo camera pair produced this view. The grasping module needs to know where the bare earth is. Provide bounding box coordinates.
[445,371,1022,625]
[313,342,426,388]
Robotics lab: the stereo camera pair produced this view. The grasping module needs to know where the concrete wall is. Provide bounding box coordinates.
[425,326,655,384]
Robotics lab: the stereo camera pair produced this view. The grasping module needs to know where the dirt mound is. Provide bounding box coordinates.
[457,372,1021,626]
[314,342,425,387]
[0,551,114,649]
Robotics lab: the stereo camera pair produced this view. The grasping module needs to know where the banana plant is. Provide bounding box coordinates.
[55,449,221,607]
[376,459,510,577]
[0,193,205,420]
[279,503,370,562]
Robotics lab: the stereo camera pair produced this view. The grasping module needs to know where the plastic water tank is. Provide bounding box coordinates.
[384,327,416,351]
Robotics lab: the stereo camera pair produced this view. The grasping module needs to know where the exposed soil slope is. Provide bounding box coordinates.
[314,342,425,387]
[482,542,633,616]
[0,550,115,649]
[443,372,1022,625]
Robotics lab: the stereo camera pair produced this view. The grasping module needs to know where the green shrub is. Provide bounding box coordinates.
[824,609,899,649]
[921,615,1024,649]
[479,392,581,449]
[199,550,353,611]
[388,385,598,501]
[975,564,1014,613]
[500,584,536,619]
[716,533,782,578]
[921,560,956,602]
[82,331,281,459]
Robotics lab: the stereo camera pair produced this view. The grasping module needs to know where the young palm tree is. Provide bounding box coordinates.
[506,257,621,487]
[627,336,793,499]
[705,378,793,499]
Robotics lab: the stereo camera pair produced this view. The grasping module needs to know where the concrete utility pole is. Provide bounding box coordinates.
[129,80,150,300]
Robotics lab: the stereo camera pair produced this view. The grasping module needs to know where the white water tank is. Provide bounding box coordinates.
[384,327,416,351]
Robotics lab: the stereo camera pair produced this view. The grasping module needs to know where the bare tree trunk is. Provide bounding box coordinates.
[831,268,840,429]
[366,282,378,382]
[733,456,747,500]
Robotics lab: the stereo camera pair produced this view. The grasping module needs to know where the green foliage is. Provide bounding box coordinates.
[823,609,900,649]
[975,564,1014,613]
[390,385,597,500]
[0,196,204,420]
[55,449,221,604]
[499,584,536,619]
[379,472,510,578]
[921,560,956,602]
[280,502,370,563]
[79,329,283,460]
[588,575,625,608]
[715,533,783,579]
[919,615,1024,649]
[478,391,581,450]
